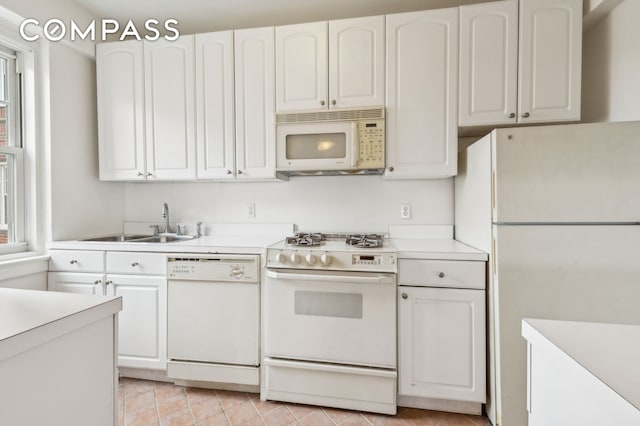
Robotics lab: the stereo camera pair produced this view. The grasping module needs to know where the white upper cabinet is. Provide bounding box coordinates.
[234,27,279,180]
[96,41,146,180]
[144,36,197,180]
[518,0,582,124]
[385,8,458,179]
[276,16,384,112]
[459,0,518,126]
[459,0,582,126]
[195,31,236,179]
[276,22,328,111]
[329,16,385,109]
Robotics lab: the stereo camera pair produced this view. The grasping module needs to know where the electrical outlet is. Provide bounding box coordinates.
[247,203,256,218]
[400,204,411,219]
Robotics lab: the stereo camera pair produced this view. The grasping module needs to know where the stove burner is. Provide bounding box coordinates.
[346,234,384,248]
[286,232,324,247]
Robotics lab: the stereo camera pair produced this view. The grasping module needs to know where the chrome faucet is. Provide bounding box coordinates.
[161,202,172,234]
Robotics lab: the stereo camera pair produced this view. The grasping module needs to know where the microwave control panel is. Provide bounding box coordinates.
[358,120,385,169]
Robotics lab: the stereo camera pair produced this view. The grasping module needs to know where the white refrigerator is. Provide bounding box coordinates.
[454,121,640,426]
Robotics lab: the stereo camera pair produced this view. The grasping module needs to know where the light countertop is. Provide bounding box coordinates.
[522,318,640,411]
[0,288,122,361]
[392,238,488,261]
[47,234,285,254]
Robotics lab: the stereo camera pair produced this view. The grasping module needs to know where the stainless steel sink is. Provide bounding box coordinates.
[81,234,150,242]
[80,234,197,243]
[130,235,197,243]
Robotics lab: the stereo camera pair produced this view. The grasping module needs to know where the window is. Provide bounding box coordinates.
[0,45,24,254]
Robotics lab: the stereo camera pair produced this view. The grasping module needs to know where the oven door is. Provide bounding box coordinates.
[264,268,396,368]
[276,121,358,171]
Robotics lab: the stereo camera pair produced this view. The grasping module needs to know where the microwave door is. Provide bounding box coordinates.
[276,122,355,171]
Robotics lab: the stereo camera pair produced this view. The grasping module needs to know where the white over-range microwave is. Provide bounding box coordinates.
[276,107,385,176]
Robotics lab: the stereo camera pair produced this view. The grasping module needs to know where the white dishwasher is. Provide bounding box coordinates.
[166,255,260,388]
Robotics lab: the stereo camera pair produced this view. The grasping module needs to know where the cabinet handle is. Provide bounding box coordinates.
[320,100,325,106]
[69,259,78,264]
[389,166,394,172]
[522,112,530,118]
[93,280,102,285]
[226,170,232,175]
[401,293,408,299]
[131,261,140,267]
[105,280,113,286]
[331,100,336,106]
[146,172,153,177]
[509,113,516,118]
[137,171,144,176]
[238,170,243,174]
[438,272,445,278]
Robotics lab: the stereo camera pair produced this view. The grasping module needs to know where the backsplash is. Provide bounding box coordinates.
[124,176,453,233]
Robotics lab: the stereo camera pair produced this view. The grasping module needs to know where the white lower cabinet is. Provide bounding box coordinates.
[397,258,486,405]
[398,286,485,403]
[48,250,167,370]
[106,274,166,369]
[48,272,106,296]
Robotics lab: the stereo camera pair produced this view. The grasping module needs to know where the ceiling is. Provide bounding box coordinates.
[72,0,488,34]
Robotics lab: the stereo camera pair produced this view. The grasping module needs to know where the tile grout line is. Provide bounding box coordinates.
[182,385,197,426]
[247,396,268,425]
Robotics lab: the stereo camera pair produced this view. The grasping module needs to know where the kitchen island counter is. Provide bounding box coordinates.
[522,318,640,425]
[0,288,122,426]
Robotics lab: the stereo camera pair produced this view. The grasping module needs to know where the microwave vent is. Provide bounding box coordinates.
[276,107,384,124]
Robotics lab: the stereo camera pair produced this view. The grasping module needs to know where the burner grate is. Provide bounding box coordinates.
[285,232,324,247]
[346,234,384,248]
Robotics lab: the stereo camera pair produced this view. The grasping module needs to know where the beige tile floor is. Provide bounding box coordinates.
[119,378,492,426]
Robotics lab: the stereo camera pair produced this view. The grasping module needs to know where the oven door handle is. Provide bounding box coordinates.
[266,270,394,285]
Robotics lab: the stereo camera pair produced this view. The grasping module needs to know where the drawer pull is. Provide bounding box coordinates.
[131,261,140,267]
[93,280,102,285]
[105,280,113,286]
[69,259,78,264]
[401,293,408,299]
[438,272,445,278]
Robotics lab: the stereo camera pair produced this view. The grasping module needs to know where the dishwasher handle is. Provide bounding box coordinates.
[266,269,395,285]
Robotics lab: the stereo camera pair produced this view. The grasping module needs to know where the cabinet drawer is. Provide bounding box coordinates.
[398,259,484,289]
[106,252,167,275]
[49,250,105,272]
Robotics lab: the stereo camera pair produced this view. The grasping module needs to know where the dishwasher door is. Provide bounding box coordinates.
[167,278,259,366]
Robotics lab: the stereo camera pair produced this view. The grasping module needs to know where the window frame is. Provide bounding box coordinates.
[0,20,41,258]
[0,45,26,255]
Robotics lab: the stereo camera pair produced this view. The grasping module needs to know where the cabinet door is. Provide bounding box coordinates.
[459,0,518,126]
[195,31,236,179]
[518,0,582,123]
[144,36,197,180]
[106,275,166,370]
[234,27,278,179]
[385,8,458,179]
[329,16,385,109]
[275,22,328,112]
[48,272,105,295]
[398,286,485,402]
[96,41,146,181]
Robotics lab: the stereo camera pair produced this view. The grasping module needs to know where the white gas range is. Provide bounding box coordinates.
[262,232,398,415]
[265,232,397,272]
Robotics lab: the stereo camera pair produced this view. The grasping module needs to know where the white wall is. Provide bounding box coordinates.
[0,0,96,57]
[582,0,640,122]
[124,177,453,233]
[49,42,125,240]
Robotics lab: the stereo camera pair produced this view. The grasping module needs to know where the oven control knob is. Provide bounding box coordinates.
[275,252,286,263]
[320,254,332,265]
[305,253,317,265]
[290,253,301,264]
